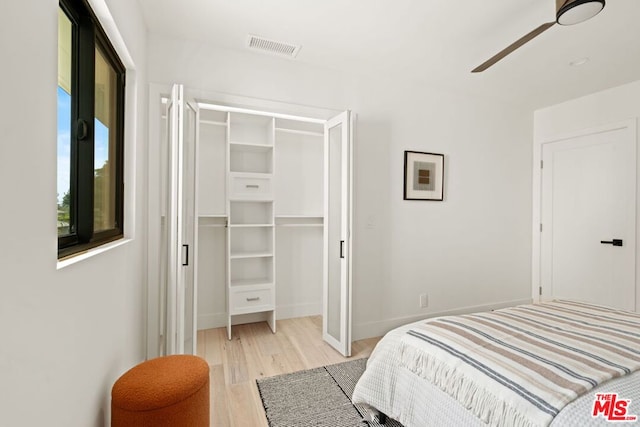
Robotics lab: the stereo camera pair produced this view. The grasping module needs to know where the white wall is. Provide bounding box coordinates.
[350,76,533,337]
[0,1,147,426]
[533,80,640,311]
[148,34,533,340]
[534,80,640,139]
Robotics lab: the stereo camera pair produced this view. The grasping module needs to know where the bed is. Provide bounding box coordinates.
[352,300,640,427]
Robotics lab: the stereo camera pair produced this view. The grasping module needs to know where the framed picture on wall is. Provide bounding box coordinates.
[403,151,444,201]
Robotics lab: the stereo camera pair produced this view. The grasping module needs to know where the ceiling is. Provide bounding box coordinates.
[137,0,640,110]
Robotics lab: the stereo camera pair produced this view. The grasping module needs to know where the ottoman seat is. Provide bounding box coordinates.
[111,355,210,427]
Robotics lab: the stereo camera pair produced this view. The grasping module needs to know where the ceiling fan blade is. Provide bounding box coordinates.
[471,21,556,73]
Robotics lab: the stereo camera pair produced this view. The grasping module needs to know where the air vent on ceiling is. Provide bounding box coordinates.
[247,34,301,58]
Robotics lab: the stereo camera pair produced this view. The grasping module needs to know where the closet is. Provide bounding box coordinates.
[149,84,354,359]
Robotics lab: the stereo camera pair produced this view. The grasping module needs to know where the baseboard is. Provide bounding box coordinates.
[351,298,533,341]
[197,312,227,330]
[197,302,321,330]
[198,298,533,339]
[276,302,322,320]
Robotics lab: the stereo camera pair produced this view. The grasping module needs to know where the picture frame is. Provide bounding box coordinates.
[403,151,444,201]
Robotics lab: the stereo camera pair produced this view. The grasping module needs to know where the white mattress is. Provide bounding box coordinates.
[352,321,640,427]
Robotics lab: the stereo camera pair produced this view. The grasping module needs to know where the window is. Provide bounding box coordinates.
[58,0,125,258]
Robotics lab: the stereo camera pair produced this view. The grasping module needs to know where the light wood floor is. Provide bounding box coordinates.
[196,316,381,426]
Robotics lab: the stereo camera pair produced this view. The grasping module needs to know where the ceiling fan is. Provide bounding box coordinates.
[471,0,605,73]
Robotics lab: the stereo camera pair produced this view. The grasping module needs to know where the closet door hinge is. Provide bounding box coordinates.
[540,223,543,232]
[540,160,544,169]
[539,286,542,296]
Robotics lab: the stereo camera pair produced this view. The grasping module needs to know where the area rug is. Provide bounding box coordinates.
[256,358,403,427]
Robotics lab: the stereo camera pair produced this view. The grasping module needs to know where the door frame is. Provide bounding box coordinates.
[532,119,638,306]
[147,83,354,358]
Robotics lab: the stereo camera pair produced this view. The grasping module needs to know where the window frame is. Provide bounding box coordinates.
[58,0,126,259]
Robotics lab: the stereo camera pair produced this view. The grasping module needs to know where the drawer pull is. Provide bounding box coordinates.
[245,184,260,189]
[246,297,261,302]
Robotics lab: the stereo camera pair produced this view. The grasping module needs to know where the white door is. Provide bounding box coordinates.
[323,111,353,356]
[164,84,199,355]
[540,123,636,311]
[178,97,199,355]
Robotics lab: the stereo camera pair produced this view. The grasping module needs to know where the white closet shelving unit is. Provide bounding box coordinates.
[195,105,336,341]
[226,113,276,338]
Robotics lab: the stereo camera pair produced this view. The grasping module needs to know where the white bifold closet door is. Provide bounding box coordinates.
[323,111,353,357]
[163,84,199,355]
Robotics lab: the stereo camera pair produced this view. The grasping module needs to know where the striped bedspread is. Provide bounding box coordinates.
[399,300,640,427]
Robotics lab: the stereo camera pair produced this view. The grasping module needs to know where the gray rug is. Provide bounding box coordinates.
[256,358,403,427]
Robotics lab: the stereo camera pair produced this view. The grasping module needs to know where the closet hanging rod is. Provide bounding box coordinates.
[274,128,323,138]
[275,214,323,218]
[200,119,226,127]
[198,102,326,124]
[276,224,323,228]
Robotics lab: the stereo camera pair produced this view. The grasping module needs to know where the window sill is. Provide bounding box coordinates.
[56,238,132,270]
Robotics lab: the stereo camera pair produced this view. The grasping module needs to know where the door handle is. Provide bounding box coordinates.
[340,240,345,259]
[182,244,189,266]
[600,239,623,247]
[77,119,89,141]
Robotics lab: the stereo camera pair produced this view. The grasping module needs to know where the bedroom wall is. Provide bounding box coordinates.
[533,79,640,311]
[0,1,147,426]
[147,34,533,340]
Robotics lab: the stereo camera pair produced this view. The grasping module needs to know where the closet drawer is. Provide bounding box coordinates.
[229,173,273,200]
[230,287,273,314]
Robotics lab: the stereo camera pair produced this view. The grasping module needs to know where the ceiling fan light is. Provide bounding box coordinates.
[557,0,605,26]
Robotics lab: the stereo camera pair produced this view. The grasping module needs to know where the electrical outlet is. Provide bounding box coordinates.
[419,293,428,308]
[365,214,377,229]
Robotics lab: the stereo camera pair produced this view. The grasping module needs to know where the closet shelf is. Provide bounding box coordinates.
[229,279,273,288]
[228,171,272,179]
[229,142,273,153]
[198,215,228,228]
[274,215,324,227]
[228,223,274,228]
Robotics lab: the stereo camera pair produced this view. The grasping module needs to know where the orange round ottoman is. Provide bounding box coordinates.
[111,355,210,427]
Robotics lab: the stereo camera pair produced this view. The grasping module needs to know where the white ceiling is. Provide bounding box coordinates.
[137,0,640,110]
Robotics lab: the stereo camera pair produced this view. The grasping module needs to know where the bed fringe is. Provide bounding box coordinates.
[399,344,547,427]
